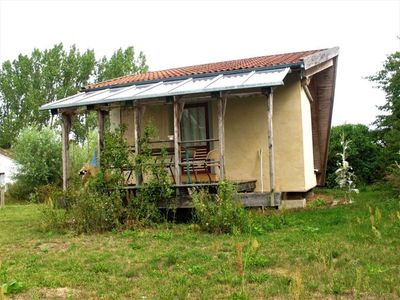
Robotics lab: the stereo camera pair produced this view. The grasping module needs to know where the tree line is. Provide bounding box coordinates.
[0,43,148,148]
[327,48,400,188]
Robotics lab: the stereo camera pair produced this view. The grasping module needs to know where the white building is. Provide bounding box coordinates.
[0,150,18,189]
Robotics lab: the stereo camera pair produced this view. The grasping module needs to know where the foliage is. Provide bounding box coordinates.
[385,162,400,193]
[0,44,96,147]
[192,180,249,234]
[11,126,61,197]
[128,123,174,224]
[0,43,148,147]
[309,198,327,208]
[2,189,400,298]
[97,46,148,82]
[67,187,125,233]
[335,134,359,203]
[368,49,400,166]
[39,171,125,233]
[326,124,382,186]
[101,126,132,171]
[1,280,24,295]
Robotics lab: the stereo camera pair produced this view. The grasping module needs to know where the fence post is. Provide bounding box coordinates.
[0,187,5,208]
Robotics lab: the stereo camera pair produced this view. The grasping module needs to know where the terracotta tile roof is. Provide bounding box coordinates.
[85,49,323,91]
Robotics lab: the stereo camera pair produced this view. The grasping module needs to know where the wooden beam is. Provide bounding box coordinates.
[97,110,106,168]
[173,97,184,185]
[217,93,227,179]
[61,113,72,191]
[265,87,276,205]
[304,59,333,78]
[303,84,315,103]
[134,105,145,185]
[302,47,339,70]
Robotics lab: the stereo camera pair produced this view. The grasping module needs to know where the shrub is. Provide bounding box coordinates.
[68,187,125,233]
[385,162,400,193]
[10,126,61,201]
[192,180,249,234]
[127,123,173,224]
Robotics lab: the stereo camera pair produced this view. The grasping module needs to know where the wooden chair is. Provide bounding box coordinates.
[204,149,220,182]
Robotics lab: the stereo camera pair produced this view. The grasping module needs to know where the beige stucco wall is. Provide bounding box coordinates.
[301,88,317,190]
[109,79,317,192]
[225,77,316,192]
[224,96,270,191]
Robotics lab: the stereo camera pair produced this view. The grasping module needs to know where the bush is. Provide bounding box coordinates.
[192,180,249,234]
[68,187,125,233]
[40,123,173,233]
[11,126,62,198]
[40,172,125,233]
[385,162,400,193]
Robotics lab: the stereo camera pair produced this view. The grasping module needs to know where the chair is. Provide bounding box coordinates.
[203,149,220,183]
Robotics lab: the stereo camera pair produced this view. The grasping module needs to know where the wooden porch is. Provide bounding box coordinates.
[121,179,281,209]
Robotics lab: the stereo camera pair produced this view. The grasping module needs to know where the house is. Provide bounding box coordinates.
[40,47,339,208]
[0,149,18,190]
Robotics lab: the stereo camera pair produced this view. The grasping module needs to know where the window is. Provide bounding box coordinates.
[181,104,208,146]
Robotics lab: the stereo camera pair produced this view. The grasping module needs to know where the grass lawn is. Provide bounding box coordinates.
[0,189,399,299]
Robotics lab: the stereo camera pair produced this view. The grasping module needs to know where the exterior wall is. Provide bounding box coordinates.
[224,96,270,192]
[225,77,317,192]
[300,89,317,190]
[109,79,317,193]
[0,154,18,189]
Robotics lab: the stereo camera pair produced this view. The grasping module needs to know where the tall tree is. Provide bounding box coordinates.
[368,49,400,166]
[97,47,148,82]
[0,44,148,147]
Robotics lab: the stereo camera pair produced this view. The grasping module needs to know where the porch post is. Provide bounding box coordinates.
[134,105,145,185]
[97,109,106,167]
[173,97,184,185]
[61,112,72,191]
[265,87,276,205]
[217,92,227,180]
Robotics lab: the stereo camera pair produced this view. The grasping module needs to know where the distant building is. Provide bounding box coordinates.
[0,149,18,189]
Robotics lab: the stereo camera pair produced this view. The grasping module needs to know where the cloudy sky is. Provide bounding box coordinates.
[0,0,399,126]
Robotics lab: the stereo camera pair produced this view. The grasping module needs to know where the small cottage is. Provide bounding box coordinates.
[41,47,339,208]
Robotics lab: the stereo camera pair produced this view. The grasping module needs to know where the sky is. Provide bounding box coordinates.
[0,0,399,126]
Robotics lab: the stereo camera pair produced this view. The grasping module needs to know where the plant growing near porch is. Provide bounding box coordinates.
[128,122,174,223]
[335,133,359,203]
[192,180,249,234]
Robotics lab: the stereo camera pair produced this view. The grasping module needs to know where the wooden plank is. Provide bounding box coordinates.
[61,113,72,191]
[134,105,145,185]
[266,88,276,205]
[97,110,105,167]
[173,97,184,185]
[157,192,280,208]
[302,47,339,69]
[304,59,333,78]
[217,93,227,179]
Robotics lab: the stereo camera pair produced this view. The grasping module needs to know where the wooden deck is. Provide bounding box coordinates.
[122,180,281,208]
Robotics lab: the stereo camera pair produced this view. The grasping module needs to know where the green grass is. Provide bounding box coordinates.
[0,190,399,299]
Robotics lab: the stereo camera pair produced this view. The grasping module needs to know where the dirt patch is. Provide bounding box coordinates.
[11,288,79,299]
[38,288,78,299]
[306,193,345,208]
[37,242,70,252]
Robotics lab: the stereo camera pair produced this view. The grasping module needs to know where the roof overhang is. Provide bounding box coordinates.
[40,67,290,111]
